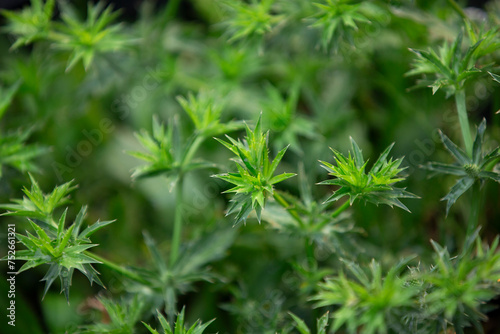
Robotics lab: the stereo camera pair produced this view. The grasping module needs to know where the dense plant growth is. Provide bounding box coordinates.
[1,0,500,333]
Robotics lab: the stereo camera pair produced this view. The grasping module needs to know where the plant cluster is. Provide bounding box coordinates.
[1,0,500,333]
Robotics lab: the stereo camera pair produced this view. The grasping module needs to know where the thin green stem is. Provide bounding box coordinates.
[86,252,149,285]
[331,200,350,219]
[170,174,184,266]
[446,0,468,21]
[169,134,205,266]
[305,237,316,269]
[273,191,305,228]
[465,182,481,239]
[455,90,473,157]
[182,134,205,168]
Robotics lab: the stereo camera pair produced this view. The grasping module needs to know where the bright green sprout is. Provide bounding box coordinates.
[143,307,214,334]
[50,1,132,71]
[319,138,417,211]
[309,0,370,51]
[312,258,418,334]
[0,0,55,49]
[214,115,296,225]
[423,119,500,216]
[220,0,284,43]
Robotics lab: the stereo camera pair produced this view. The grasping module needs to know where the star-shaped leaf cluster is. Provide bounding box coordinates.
[0,174,76,222]
[177,90,244,137]
[220,0,284,43]
[319,138,417,211]
[50,1,132,71]
[312,258,418,334]
[423,229,500,330]
[214,116,296,225]
[128,116,215,184]
[1,0,55,49]
[309,0,371,52]
[1,176,113,302]
[13,206,113,301]
[407,31,499,97]
[423,119,500,215]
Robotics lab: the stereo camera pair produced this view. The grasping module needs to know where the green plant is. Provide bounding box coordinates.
[214,115,296,224]
[1,0,500,333]
[1,176,111,301]
[319,138,417,211]
[143,307,214,334]
[423,119,500,216]
[313,258,418,334]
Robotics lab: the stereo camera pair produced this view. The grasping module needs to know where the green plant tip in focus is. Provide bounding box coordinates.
[214,115,296,225]
[319,137,417,211]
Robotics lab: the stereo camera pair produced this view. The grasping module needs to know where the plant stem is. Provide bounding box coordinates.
[465,182,481,239]
[455,89,473,157]
[331,200,350,219]
[446,0,468,21]
[305,237,316,269]
[170,174,184,266]
[86,252,149,285]
[169,134,205,266]
[273,191,305,228]
[182,134,205,168]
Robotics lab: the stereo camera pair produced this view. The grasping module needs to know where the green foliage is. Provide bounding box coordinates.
[0,128,49,179]
[308,0,371,51]
[0,79,22,119]
[313,258,418,334]
[407,29,499,97]
[1,176,113,301]
[220,0,283,43]
[423,119,500,215]
[288,311,330,334]
[130,229,235,318]
[214,115,296,224]
[143,307,214,334]
[319,138,417,211]
[261,83,317,154]
[2,0,500,333]
[1,0,55,49]
[129,116,184,181]
[0,174,76,222]
[422,230,500,333]
[177,90,243,137]
[82,295,145,333]
[50,1,131,71]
